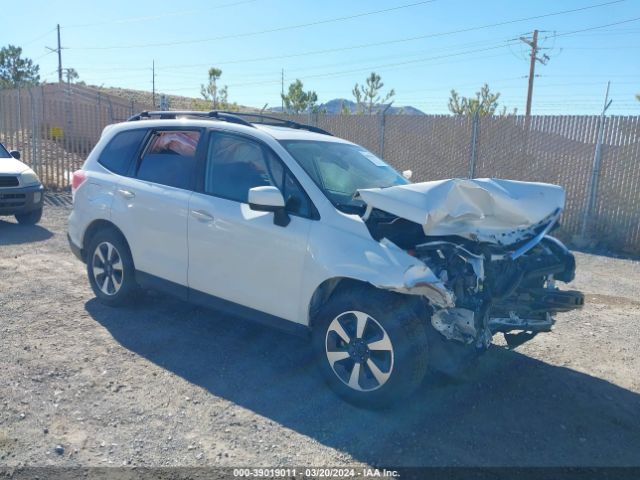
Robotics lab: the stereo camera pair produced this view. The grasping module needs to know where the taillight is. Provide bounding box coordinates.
[71,170,87,197]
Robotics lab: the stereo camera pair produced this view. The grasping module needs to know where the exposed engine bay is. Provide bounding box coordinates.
[359,178,584,350]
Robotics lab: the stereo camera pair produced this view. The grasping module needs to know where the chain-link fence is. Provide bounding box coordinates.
[0,84,151,188]
[1,85,639,252]
[283,111,640,252]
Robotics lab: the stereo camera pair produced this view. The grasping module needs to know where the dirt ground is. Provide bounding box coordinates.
[1,202,639,469]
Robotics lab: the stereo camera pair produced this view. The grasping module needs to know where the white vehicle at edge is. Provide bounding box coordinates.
[68,111,584,407]
[0,143,45,225]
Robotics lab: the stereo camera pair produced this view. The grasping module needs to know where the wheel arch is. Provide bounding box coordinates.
[81,219,130,263]
[308,277,371,328]
[307,276,435,329]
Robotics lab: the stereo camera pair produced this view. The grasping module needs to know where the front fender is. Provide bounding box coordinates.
[299,221,455,324]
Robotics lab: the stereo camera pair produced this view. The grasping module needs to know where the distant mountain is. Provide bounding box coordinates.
[270,98,426,115]
[322,99,425,115]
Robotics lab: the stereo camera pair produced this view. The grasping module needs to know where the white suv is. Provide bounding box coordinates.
[69,111,583,407]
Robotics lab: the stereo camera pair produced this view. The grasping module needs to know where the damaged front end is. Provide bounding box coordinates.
[415,234,584,349]
[359,178,584,352]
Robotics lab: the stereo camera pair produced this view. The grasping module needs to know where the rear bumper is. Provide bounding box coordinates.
[0,184,44,216]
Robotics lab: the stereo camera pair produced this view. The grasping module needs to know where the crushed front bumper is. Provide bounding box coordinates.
[0,184,44,216]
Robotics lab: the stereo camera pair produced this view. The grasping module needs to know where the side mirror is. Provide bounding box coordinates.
[9,150,20,160]
[402,169,413,180]
[248,186,290,227]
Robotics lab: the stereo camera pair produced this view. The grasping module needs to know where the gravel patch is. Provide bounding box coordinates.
[1,205,639,468]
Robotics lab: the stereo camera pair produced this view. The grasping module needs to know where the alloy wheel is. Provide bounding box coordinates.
[91,241,124,296]
[325,310,394,392]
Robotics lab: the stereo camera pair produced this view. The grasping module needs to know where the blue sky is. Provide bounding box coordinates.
[4,0,640,114]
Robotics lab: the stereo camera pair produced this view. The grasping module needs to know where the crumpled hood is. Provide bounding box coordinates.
[0,157,30,175]
[357,178,565,245]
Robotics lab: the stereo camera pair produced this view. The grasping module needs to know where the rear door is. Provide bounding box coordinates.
[111,128,204,288]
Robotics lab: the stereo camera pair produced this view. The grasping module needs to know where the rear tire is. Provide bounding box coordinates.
[312,286,429,408]
[15,207,42,225]
[86,228,138,307]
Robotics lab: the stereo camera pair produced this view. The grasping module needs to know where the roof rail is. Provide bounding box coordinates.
[126,110,333,136]
[215,111,333,136]
[127,110,255,128]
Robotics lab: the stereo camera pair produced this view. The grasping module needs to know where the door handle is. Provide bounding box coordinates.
[116,188,135,200]
[192,209,214,222]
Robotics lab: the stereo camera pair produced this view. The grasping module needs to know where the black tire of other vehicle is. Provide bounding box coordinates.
[86,228,138,307]
[312,286,429,408]
[15,207,42,225]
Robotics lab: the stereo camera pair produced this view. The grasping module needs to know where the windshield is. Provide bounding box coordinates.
[0,143,11,158]
[280,140,408,213]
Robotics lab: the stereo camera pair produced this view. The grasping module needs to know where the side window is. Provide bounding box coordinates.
[136,130,201,189]
[98,129,148,175]
[282,168,312,217]
[204,132,312,217]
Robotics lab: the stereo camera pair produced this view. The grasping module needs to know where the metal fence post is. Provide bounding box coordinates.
[581,82,612,237]
[468,110,480,178]
[16,86,22,147]
[28,87,38,173]
[107,97,114,123]
[378,103,393,159]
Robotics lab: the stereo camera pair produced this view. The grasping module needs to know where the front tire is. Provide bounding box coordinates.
[15,207,42,225]
[312,286,429,408]
[86,228,137,307]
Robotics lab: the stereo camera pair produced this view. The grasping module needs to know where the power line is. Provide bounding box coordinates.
[150,49,516,90]
[21,28,56,47]
[86,50,513,89]
[279,17,640,85]
[543,16,640,39]
[62,0,259,29]
[68,1,438,50]
[61,1,633,73]
[63,0,625,79]
[56,7,639,103]
[65,34,640,80]
[34,50,56,61]
[74,15,638,86]
[116,37,518,80]
[64,35,513,74]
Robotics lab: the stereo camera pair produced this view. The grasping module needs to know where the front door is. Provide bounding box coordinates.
[188,131,314,323]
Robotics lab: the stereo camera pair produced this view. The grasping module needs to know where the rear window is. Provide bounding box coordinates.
[136,130,201,190]
[98,129,148,175]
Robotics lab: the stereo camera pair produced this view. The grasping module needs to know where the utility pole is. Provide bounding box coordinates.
[46,24,63,83]
[281,68,284,111]
[520,30,550,116]
[56,24,62,83]
[152,60,156,108]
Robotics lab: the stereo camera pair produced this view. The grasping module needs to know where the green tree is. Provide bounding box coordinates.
[281,79,318,114]
[218,85,228,107]
[64,68,79,84]
[636,93,639,102]
[0,45,40,88]
[448,83,515,116]
[200,67,223,109]
[352,84,364,114]
[218,85,239,111]
[352,72,395,114]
